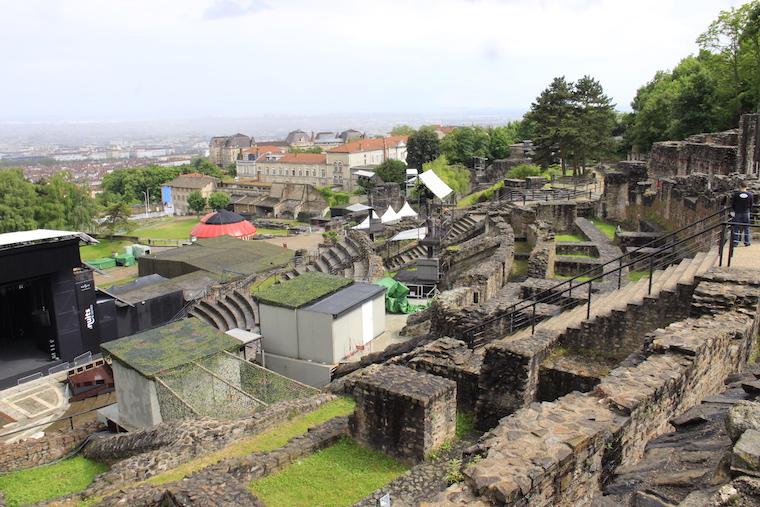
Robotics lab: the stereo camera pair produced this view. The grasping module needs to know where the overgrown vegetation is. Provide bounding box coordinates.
[420,155,471,195]
[456,412,475,440]
[0,456,107,507]
[505,163,562,181]
[254,272,352,308]
[145,397,356,486]
[318,187,350,207]
[589,218,617,241]
[555,232,586,242]
[457,180,504,207]
[248,437,408,507]
[509,259,529,280]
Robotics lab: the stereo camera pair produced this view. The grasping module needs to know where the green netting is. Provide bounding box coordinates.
[114,254,135,266]
[155,351,318,422]
[88,257,117,269]
[375,277,427,314]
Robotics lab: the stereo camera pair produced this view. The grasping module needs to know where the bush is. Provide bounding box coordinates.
[506,164,542,179]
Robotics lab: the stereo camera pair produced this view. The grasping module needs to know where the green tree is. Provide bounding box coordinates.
[524,76,575,171]
[102,200,133,238]
[440,126,490,166]
[406,126,441,169]
[35,172,97,231]
[567,75,617,172]
[374,159,407,184]
[224,163,237,178]
[288,146,324,154]
[506,164,542,179]
[208,191,230,210]
[487,125,519,160]
[0,169,38,233]
[390,125,416,136]
[421,156,470,195]
[187,191,207,214]
[187,158,225,179]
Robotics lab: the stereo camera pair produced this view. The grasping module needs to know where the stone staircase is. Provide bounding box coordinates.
[384,215,485,271]
[280,234,371,281]
[506,248,719,342]
[189,288,259,332]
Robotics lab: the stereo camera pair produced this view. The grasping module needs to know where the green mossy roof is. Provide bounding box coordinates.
[254,272,352,309]
[100,319,241,378]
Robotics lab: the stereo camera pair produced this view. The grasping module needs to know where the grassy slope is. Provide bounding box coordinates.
[80,240,131,260]
[248,437,408,507]
[457,180,504,208]
[0,457,107,507]
[554,233,585,242]
[589,218,617,241]
[131,217,200,240]
[144,397,356,486]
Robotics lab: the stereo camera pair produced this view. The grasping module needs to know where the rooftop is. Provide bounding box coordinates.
[254,272,353,309]
[327,135,407,154]
[167,173,219,189]
[143,235,293,277]
[0,229,97,251]
[257,152,327,165]
[101,319,242,378]
[304,282,384,317]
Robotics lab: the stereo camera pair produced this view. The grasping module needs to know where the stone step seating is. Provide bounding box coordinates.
[280,235,370,281]
[189,288,259,332]
[506,249,719,342]
[385,244,427,271]
[446,214,484,244]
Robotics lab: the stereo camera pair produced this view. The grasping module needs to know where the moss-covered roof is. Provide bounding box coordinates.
[100,319,241,378]
[254,272,352,309]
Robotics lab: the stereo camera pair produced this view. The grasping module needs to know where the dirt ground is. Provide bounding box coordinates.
[263,231,324,254]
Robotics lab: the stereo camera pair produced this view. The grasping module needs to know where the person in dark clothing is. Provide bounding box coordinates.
[730,182,754,247]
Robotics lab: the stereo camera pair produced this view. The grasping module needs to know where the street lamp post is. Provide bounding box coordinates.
[142,189,150,217]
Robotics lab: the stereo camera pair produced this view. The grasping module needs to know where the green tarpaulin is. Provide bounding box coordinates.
[114,254,136,267]
[88,257,117,270]
[375,277,427,314]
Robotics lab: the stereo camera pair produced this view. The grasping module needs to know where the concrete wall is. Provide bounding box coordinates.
[262,352,333,387]
[259,304,299,358]
[112,360,162,429]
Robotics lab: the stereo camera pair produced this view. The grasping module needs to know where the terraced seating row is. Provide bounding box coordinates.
[188,288,259,332]
[280,234,370,281]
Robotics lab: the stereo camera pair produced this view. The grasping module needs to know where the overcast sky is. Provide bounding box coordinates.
[0,0,746,122]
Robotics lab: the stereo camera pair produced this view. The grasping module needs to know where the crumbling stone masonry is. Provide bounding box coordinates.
[429,308,757,506]
[349,364,456,463]
[738,113,760,175]
[527,221,555,279]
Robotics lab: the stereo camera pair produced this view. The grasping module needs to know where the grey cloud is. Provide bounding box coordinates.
[203,0,270,20]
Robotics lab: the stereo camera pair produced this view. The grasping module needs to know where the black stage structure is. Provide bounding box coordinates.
[0,231,102,389]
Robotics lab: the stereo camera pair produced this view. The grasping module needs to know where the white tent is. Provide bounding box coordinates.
[418,170,453,200]
[380,206,399,224]
[389,227,427,241]
[351,211,379,229]
[346,203,372,212]
[396,201,418,219]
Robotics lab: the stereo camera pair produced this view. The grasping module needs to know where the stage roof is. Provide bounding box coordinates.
[101,319,241,378]
[0,229,97,250]
[143,235,293,277]
[304,282,384,317]
[389,227,427,241]
[418,170,453,199]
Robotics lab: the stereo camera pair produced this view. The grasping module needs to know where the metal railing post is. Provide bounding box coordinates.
[531,303,536,334]
[509,313,514,334]
[586,282,592,320]
[617,257,623,289]
[648,254,654,295]
[568,280,573,297]
[718,224,726,267]
[728,223,735,267]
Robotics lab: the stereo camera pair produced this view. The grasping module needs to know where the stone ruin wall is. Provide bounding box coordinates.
[738,113,760,175]
[0,421,104,473]
[346,229,385,281]
[434,305,758,506]
[648,138,738,180]
[527,221,555,279]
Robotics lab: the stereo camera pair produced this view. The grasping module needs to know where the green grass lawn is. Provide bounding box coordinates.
[0,456,107,507]
[555,233,586,243]
[513,241,532,254]
[589,218,617,241]
[131,217,200,240]
[80,240,131,260]
[248,437,408,507]
[255,228,289,236]
[509,259,529,279]
[144,397,355,486]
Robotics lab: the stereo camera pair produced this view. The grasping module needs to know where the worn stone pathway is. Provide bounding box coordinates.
[730,243,760,270]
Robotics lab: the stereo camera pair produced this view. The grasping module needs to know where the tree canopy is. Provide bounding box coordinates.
[625,1,760,152]
[421,156,470,195]
[439,124,521,166]
[208,191,230,210]
[525,75,616,174]
[187,191,207,214]
[390,125,416,136]
[406,127,441,169]
[374,159,407,184]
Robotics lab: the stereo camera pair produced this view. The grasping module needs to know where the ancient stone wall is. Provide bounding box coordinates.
[527,222,555,279]
[349,365,456,463]
[601,161,649,222]
[83,394,334,493]
[450,221,514,302]
[738,113,760,175]
[433,310,756,506]
[347,229,385,281]
[649,137,738,180]
[0,421,103,473]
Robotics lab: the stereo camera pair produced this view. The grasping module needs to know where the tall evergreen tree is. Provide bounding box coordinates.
[524,77,574,172]
[406,127,441,169]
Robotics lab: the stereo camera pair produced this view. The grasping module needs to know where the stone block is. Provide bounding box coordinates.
[726,401,760,442]
[732,428,760,473]
[349,364,456,463]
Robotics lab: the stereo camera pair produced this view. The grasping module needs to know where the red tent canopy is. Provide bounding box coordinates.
[190,210,257,239]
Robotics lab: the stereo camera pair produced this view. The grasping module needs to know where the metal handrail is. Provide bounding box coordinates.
[462,208,731,343]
